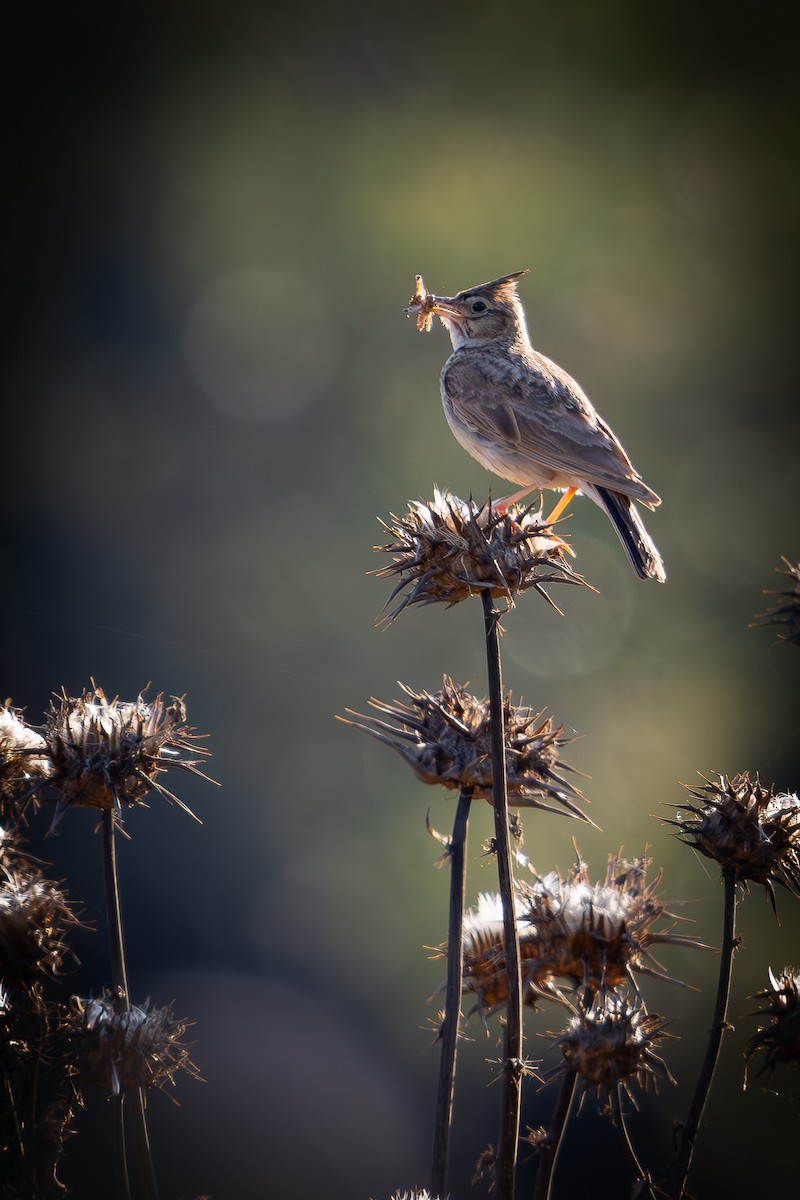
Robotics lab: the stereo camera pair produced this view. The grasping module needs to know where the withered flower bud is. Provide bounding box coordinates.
[375,488,585,620]
[668,773,800,908]
[550,992,674,1112]
[460,851,697,1014]
[0,865,79,988]
[341,676,588,821]
[41,685,212,824]
[388,1193,440,1200]
[1,703,53,817]
[752,556,800,646]
[745,966,800,1083]
[67,992,200,1095]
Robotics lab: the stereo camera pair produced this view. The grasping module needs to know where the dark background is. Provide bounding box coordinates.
[4,2,800,1197]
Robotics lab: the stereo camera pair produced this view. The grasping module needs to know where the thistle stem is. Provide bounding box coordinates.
[669,867,737,1199]
[612,1089,657,1200]
[112,1095,132,1200]
[531,1068,577,1200]
[103,811,129,1002]
[431,785,473,1199]
[482,591,523,1200]
[102,811,160,1200]
[130,1090,159,1200]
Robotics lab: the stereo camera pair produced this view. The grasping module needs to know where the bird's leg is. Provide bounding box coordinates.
[492,484,539,515]
[544,486,578,525]
[493,484,576,557]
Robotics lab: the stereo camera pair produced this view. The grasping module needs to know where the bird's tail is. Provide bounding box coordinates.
[594,486,667,582]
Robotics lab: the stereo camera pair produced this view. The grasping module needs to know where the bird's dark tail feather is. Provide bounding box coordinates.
[595,486,667,582]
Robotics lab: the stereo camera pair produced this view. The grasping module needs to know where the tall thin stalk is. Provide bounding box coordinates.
[103,812,130,1003]
[531,1069,577,1200]
[102,810,160,1200]
[668,867,737,1199]
[482,591,523,1200]
[612,1089,658,1200]
[111,1094,132,1200]
[431,784,474,1198]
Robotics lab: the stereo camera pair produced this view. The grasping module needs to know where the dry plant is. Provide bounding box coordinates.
[1,686,213,1198]
[344,520,800,1200]
[343,488,583,1199]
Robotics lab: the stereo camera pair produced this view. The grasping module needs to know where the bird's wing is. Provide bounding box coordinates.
[441,349,660,507]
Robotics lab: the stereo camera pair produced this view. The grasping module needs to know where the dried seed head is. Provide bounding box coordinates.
[341,677,588,820]
[375,488,585,620]
[388,1193,439,1200]
[41,685,212,825]
[460,851,695,1014]
[0,703,53,818]
[522,1125,550,1153]
[745,966,800,1083]
[67,992,200,1095]
[669,773,800,908]
[550,992,674,1112]
[0,865,79,988]
[752,556,800,646]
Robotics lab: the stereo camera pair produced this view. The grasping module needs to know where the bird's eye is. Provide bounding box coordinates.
[470,299,488,314]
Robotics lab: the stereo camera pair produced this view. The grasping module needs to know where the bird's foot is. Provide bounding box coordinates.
[491,491,576,558]
[491,484,539,516]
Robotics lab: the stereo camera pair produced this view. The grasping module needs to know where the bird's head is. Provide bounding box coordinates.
[430,270,531,349]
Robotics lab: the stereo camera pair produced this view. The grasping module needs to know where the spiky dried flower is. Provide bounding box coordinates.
[375,488,585,620]
[38,685,212,825]
[387,1193,439,1200]
[548,992,674,1113]
[459,851,696,1015]
[0,863,79,988]
[745,966,800,1083]
[752,556,800,646]
[523,1124,550,1152]
[668,773,800,908]
[67,992,200,1095]
[341,676,588,820]
[0,703,53,818]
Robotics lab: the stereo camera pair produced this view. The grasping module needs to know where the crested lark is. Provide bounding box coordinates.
[406,271,666,582]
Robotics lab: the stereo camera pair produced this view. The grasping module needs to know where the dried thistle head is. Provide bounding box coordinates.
[745,966,800,1084]
[522,1124,550,1153]
[1,702,53,819]
[341,676,588,820]
[0,864,80,988]
[67,992,200,1095]
[669,773,800,909]
[460,851,696,1014]
[375,488,585,620]
[387,1192,440,1200]
[752,556,800,646]
[549,991,674,1115]
[39,685,212,825]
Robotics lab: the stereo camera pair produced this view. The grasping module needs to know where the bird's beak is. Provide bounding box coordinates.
[429,296,464,320]
[403,282,463,333]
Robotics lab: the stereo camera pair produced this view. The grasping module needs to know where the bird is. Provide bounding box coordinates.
[406,270,666,582]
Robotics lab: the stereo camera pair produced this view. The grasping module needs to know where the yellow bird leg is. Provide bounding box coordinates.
[545,486,578,525]
[492,483,539,515]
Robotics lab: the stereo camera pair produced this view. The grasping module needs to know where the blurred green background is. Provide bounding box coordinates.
[4,2,800,1196]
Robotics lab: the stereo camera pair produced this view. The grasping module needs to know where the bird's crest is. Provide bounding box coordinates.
[457,269,529,303]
